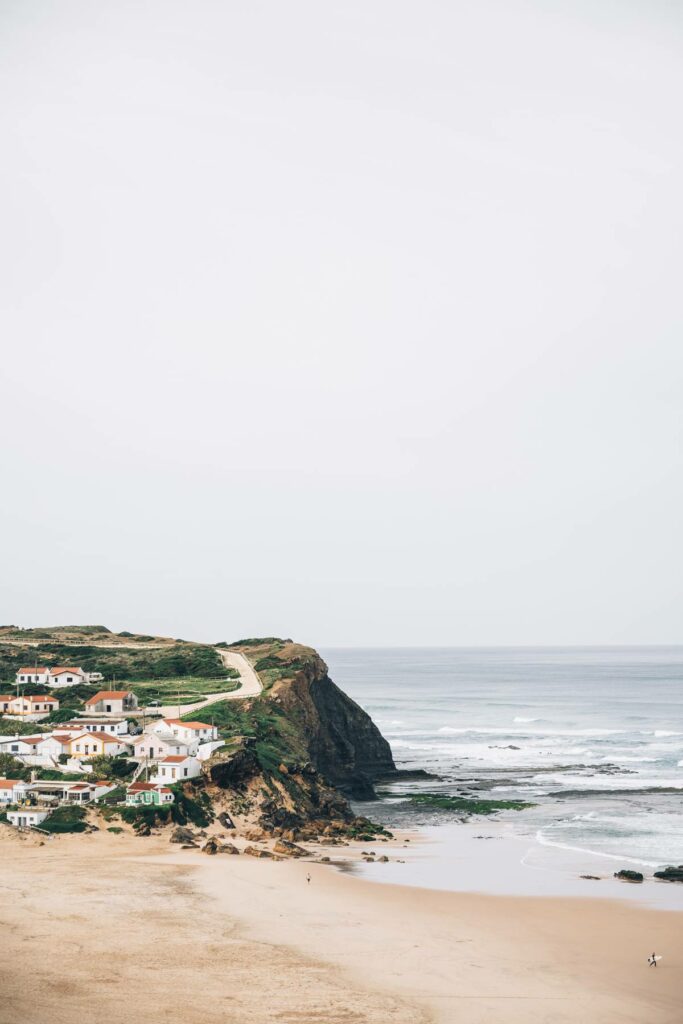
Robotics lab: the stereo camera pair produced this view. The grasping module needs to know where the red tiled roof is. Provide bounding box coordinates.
[50,667,84,676]
[128,782,172,793]
[69,732,121,744]
[26,695,58,704]
[85,690,133,703]
[0,779,22,788]
[164,719,212,730]
[17,667,49,674]
[160,755,192,763]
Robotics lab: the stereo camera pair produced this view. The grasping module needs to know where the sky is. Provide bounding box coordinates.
[1,0,682,646]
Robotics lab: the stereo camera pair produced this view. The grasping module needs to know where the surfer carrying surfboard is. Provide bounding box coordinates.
[648,952,660,967]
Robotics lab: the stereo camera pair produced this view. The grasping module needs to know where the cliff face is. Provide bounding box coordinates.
[261,646,397,799]
[196,639,399,836]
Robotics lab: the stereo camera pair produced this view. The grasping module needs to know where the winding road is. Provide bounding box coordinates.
[152,649,262,718]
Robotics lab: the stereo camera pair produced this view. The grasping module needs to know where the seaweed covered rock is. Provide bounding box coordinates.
[653,865,683,882]
[614,869,644,883]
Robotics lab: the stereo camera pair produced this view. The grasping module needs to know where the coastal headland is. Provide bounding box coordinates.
[1,627,681,1023]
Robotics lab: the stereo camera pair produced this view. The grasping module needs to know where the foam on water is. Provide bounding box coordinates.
[323,646,683,872]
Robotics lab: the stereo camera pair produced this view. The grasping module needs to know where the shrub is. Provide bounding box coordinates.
[42,805,88,833]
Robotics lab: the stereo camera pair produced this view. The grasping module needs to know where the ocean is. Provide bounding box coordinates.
[322,647,683,903]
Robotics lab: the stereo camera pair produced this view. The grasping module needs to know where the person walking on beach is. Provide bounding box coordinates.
[648,953,658,967]
[306,873,311,885]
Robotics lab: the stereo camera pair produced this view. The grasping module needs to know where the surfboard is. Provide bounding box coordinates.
[647,956,663,963]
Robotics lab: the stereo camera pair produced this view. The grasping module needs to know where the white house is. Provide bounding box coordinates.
[0,736,44,756]
[0,778,29,803]
[34,734,73,759]
[133,733,194,761]
[2,695,59,721]
[23,779,116,803]
[151,719,219,744]
[7,808,51,828]
[84,690,138,715]
[15,666,105,688]
[151,754,201,782]
[15,666,51,686]
[47,666,87,688]
[60,719,130,736]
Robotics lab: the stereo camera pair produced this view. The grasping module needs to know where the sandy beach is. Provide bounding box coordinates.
[1,828,680,1024]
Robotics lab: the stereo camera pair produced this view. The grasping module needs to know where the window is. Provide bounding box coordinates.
[184,768,188,777]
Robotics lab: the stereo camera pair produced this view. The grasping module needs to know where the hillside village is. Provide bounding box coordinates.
[0,630,396,851]
[0,670,224,829]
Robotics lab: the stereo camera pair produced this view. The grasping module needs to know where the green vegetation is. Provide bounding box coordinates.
[403,793,534,815]
[87,755,135,781]
[187,698,306,776]
[226,637,290,647]
[45,707,79,724]
[118,785,213,831]
[129,674,238,703]
[42,805,88,833]
[0,718,48,736]
[0,638,226,686]
[107,826,124,834]
[0,753,30,780]
[35,768,86,781]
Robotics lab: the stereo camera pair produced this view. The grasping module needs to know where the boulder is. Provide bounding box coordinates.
[377,855,389,863]
[218,812,236,830]
[202,838,219,855]
[243,827,268,842]
[243,845,273,858]
[216,842,240,855]
[170,826,197,844]
[273,839,308,858]
[181,843,200,849]
[653,865,683,883]
[614,870,644,883]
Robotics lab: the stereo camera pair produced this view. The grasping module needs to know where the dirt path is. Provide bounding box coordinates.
[153,649,262,717]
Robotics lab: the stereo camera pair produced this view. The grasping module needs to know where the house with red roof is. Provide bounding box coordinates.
[150,718,219,745]
[126,782,175,806]
[15,666,51,686]
[15,666,105,689]
[2,694,59,720]
[84,690,138,714]
[69,732,130,759]
[151,754,201,782]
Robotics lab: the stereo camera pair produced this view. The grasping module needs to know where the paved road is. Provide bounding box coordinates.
[153,649,262,718]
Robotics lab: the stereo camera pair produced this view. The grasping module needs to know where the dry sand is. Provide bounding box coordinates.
[0,827,681,1024]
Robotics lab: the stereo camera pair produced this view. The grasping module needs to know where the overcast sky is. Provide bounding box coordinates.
[1,1,681,646]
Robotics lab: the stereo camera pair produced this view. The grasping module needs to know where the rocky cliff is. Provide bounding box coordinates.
[232,639,396,798]
[272,658,396,798]
[198,639,398,834]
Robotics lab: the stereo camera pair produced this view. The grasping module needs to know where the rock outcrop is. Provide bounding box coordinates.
[653,865,683,882]
[267,646,396,798]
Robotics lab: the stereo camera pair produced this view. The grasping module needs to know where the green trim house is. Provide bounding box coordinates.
[125,782,174,806]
